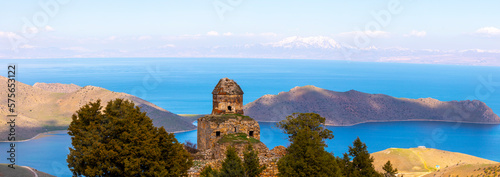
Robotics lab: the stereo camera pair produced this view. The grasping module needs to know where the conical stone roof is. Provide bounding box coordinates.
[212,78,244,95]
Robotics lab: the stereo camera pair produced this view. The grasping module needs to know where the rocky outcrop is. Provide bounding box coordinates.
[0,76,195,141]
[244,85,500,125]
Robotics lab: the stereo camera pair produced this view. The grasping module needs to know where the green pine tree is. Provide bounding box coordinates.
[243,144,266,177]
[200,165,218,177]
[348,137,382,177]
[340,152,354,177]
[276,113,342,177]
[219,146,244,177]
[382,160,398,177]
[67,99,192,176]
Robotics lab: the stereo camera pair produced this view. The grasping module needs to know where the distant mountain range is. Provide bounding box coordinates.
[0,76,195,141]
[3,36,500,66]
[244,85,500,125]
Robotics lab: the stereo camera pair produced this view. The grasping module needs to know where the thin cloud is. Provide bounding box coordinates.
[339,30,390,38]
[207,31,219,36]
[405,30,426,37]
[138,35,152,40]
[158,44,176,48]
[62,47,90,52]
[242,32,255,37]
[19,44,37,49]
[260,32,278,37]
[474,27,500,37]
[45,25,55,32]
[223,32,233,36]
[240,32,277,37]
[0,31,19,38]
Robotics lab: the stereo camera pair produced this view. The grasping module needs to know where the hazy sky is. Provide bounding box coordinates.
[1,0,500,60]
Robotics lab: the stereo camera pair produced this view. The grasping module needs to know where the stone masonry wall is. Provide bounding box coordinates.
[197,114,260,151]
[212,95,243,115]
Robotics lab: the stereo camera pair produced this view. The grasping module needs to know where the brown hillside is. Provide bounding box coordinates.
[244,85,500,125]
[423,163,500,177]
[0,164,55,177]
[33,82,82,93]
[0,76,195,141]
[372,148,497,177]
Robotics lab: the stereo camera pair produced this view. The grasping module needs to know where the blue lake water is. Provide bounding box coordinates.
[1,121,499,176]
[7,58,500,115]
[1,58,500,176]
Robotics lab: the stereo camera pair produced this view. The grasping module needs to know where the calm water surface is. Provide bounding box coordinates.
[1,121,499,176]
[8,58,500,115]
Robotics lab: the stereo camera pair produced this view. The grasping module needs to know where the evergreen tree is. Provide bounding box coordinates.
[277,113,334,141]
[67,99,192,176]
[348,137,381,177]
[382,160,398,177]
[200,165,218,177]
[243,144,266,177]
[340,152,355,177]
[219,146,244,177]
[276,113,342,177]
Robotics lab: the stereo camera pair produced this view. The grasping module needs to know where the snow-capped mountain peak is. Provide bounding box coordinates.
[266,36,342,49]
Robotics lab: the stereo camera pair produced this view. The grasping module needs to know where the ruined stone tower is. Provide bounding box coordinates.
[191,78,281,177]
[211,78,244,115]
[198,78,261,151]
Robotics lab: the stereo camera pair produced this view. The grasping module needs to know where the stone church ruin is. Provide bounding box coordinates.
[198,78,261,151]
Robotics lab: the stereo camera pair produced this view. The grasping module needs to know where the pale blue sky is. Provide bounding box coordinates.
[1,0,500,61]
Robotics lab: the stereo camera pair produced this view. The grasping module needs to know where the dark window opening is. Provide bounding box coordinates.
[216,131,221,137]
[234,127,237,132]
[249,131,254,137]
[228,106,232,111]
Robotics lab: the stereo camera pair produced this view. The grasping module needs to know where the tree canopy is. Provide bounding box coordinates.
[382,160,398,177]
[243,144,266,177]
[219,146,244,177]
[67,99,192,176]
[201,145,265,177]
[277,112,333,141]
[276,113,341,177]
[346,137,382,177]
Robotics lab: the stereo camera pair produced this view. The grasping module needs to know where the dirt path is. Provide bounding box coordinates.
[411,149,432,172]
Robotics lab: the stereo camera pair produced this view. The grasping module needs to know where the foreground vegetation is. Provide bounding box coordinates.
[71,99,499,177]
[275,113,396,177]
[199,113,397,177]
[67,99,192,176]
[200,145,266,177]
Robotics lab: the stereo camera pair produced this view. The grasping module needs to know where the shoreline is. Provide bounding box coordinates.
[328,119,500,127]
[0,130,68,143]
[170,128,197,133]
[256,119,500,127]
[3,119,498,143]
